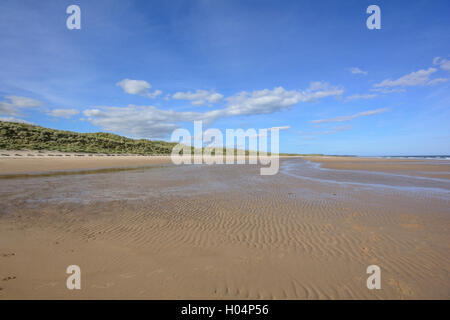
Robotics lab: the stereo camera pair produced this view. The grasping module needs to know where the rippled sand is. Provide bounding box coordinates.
[0,158,449,299]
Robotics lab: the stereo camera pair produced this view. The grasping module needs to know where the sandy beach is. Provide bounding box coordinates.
[0,150,173,175]
[0,154,449,299]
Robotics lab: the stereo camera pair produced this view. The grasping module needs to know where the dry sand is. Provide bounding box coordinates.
[0,150,173,175]
[0,154,449,299]
[0,150,289,175]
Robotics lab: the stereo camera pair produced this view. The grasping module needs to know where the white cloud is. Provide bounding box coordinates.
[349,67,368,75]
[427,78,448,85]
[269,125,291,131]
[147,90,163,98]
[172,89,223,106]
[433,57,450,72]
[0,117,32,124]
[345,93,377,101]
[0,96,42,116]
[324,125,352,134]
[116,79,150,95]
[83,105,213,138]
[248,125,291,139]
[48,108,79,119]
[312,108,389,124]
[225,83,343,116]
[373,68,443,87]
[0,102,18,115]
[6,96,42,107]
[83,83,342,139]
[371,87,406,94]
[116,79,162,98]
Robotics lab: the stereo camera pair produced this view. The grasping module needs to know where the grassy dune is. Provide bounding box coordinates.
[0,121,311,156]
[0,121,178,155]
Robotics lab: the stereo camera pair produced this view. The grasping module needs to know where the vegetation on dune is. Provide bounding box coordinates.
[0,121,310,156]
[0,121,179,154]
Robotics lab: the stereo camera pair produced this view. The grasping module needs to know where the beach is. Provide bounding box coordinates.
[0,150,173,175]
[0,155,449,299]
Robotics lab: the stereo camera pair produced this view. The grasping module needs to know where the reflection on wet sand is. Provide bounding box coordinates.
[0,164,171,180]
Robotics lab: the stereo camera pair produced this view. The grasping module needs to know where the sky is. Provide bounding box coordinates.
[0,0,449,156]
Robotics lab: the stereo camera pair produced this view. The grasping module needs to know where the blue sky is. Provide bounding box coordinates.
[0,0,449,155]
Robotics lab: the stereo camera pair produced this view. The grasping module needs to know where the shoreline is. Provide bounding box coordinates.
[0,150,305,175]
[1,150,449,177]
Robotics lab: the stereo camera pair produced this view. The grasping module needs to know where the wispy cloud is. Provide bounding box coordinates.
[269,125,291,131]
[47,108,79,119]
[371,87,406,94]
[433,57,450,72]
[6,96,42,107]
[345,93,377,101]
[0,117,32,124]
[249,125,291,139]
[0,96,41,116]
[225,82,343,116]
[172,89,223,106]
[299,125,351,135]
[297,125,351,141]
[374,68,447,88]
[311,108,389,124]
[116,79,162,98]
[349,67,368,75]
[322,125,352,134]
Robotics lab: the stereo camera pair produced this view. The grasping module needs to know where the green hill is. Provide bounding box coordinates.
[0,121,309,156]
[0,121,179,154]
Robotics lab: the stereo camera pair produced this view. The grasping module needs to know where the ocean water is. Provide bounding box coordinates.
[280,158,450,196]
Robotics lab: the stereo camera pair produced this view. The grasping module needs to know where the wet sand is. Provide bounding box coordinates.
[0,156,449,299]
[306,156,450,179]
